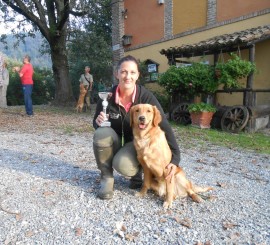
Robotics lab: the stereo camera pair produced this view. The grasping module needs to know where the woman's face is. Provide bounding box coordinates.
[116,61,140,90]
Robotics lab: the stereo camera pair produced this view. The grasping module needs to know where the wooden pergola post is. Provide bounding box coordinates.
[244,44,255,107]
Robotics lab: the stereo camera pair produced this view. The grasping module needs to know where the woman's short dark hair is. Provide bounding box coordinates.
[117,55,139,71]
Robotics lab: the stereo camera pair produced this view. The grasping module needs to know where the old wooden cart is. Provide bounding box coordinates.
[170,101,270,133]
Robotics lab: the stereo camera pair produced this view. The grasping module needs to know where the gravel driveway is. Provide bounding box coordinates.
[0,106,269,245]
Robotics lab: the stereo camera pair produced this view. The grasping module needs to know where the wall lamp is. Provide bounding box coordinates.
[122,35,133,46]
[122,9,128,19]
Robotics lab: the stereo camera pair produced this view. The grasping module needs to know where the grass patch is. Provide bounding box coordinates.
[172,123,270,154]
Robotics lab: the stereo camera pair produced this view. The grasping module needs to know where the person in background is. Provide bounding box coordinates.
[92,55,181,200]
[79,66,93,111]
[98,78,105,92]
[14,55,34,116]
[0,61,9,108]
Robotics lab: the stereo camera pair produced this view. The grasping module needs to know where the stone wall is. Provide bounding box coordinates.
[164,0,173,38]
[207,0,217,26]
[111,0,125,83]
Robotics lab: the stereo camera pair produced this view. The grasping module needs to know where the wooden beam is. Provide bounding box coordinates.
[244,44,255,107]
[247,44,255,89]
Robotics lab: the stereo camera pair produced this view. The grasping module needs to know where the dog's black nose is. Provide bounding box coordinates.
[139,116,145,122]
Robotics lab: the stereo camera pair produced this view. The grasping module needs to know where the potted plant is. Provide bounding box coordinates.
[159,62,220,124]
[215,53,256,89]
[188,102,217,129]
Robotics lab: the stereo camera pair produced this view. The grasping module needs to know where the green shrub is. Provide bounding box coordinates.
[7,67,55,105]
[153,91,170,113]
[158,63,218,99]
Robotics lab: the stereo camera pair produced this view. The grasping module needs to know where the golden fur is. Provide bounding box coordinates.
[130,104,213,209]
[76,84,87,113]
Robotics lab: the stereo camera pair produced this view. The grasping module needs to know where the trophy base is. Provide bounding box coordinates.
[100,121,111,127]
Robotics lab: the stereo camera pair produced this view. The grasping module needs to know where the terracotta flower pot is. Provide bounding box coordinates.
[190,111,214,129]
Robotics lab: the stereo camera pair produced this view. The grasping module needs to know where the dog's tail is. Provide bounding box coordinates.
[192,185,214,193]
[174,167,213,203]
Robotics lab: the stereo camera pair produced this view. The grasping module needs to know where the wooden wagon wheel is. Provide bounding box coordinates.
[171,103,191,125]
[221,106,249,133]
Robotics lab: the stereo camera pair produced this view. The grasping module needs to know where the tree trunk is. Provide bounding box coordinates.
[50,35,74,106]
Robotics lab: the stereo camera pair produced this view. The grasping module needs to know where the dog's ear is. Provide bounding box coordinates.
[153,106,162,127]
[130,106,135,127]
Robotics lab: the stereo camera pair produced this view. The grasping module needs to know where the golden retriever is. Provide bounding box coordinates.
[76,84,88,113]
[130,104,213,209]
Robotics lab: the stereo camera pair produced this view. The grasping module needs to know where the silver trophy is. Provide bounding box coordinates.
[98,92,111,127]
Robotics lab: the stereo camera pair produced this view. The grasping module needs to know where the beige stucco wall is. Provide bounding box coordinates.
[251,40,270,105]
[126,14,270,106]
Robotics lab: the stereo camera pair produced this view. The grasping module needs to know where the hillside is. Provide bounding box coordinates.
[0,32,52,68]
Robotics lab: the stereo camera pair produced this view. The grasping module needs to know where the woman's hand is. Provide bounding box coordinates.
[165,163,177,183]
[95,111,108,127]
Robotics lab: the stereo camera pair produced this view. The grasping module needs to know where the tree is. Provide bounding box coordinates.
[68,0,112,100]
[0,0,105,105]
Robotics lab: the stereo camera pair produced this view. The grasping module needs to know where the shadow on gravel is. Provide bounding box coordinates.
[0,147,137,198]
[0,147,100,191]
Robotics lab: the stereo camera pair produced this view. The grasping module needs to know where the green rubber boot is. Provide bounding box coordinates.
[94,142,114,200]
[98,176,114,199]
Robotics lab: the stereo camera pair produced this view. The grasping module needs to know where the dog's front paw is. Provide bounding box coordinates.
[163,201,173,209]
[135,190,146,198]
[135,186,148,198]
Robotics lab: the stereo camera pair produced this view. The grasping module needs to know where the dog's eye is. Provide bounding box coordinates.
[147,109,151,113]
[135,109,139,112]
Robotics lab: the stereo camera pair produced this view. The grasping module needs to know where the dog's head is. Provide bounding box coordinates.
[130,104,162,131]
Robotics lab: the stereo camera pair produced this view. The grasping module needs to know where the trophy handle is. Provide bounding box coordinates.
[102,100,109,115]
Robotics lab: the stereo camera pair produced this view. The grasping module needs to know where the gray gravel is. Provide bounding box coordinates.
[0,107,269,244]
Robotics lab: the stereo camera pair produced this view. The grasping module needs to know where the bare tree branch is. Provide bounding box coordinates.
[69,10,88,17]
[32,0,47,24]
[56,0,70,31]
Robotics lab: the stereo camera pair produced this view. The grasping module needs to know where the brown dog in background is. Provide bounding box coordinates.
[130,104,213,209]
[76,84,87,113]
